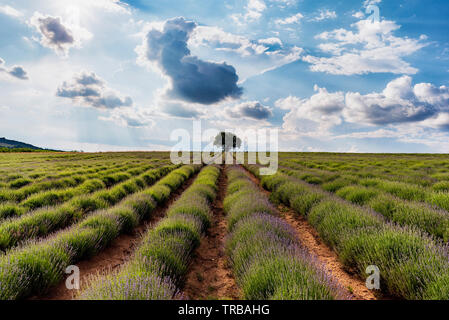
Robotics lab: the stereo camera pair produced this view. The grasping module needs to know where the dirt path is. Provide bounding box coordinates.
[183,166,241,300]
[242,166,378,301]
[29,172,199,301]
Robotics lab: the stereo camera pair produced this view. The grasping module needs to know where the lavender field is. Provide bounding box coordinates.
[0,152,448,300]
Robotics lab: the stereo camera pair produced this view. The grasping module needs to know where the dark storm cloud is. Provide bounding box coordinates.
[76,73,103,86]
[349,101,436,125]
[56,71,133,109]
[38,16,73,45]
[142,17,243,105]
[228,101,272,120]
[30,13,78,54]
[0,58,29,80]
[8,66,28,80]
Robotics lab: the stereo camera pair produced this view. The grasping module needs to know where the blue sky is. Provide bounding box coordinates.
[1,0,449,152]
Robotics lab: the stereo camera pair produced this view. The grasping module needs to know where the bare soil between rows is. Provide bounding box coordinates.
[29,172,199,300]
[182,165,241,300]
[242,165,378,301]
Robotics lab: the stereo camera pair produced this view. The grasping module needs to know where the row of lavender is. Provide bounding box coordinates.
[0,165,198,300]
[0,156,148,204]
[0,161,131,204]
[0,162,159,220]
[245,164,449,300]
[0,164,180,251]
[79,166,220,299]
[280,160,449,242]
[223,166,347,300]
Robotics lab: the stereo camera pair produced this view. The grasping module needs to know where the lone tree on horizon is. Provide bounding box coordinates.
[213,132,242,153]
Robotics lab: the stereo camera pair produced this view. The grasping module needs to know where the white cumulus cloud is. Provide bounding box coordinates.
[303,19,427,75]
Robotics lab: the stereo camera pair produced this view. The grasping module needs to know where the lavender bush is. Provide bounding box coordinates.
[0,165,196,300]
[256,167,449,300]
[224,167,347,300]
[79,166,220,300]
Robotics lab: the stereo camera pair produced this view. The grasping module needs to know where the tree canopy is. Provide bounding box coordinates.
[213,132,242,152]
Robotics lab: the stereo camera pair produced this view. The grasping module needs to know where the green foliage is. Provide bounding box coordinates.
[339,226,448,300]
[0,163,194,300]
[0,165,177,250]
[432,181,449,192]
[369,194,449,241]
[322,178,353,192]
[336,186,380,205]
[80,165,218,300]
[265,163,449,300]
[224,167,345,300]
[0,203,25,220]
[213,132,242,152]
[308,200,383,249]
[9,178,32,189]
[291,193,326,216]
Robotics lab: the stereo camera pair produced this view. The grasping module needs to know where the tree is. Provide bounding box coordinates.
[213,132,242,152]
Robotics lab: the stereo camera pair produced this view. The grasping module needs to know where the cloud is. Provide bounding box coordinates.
[56,71,133,109]
[7,66,28,80]
[275,13,303,25]
[414,83,449,108]
[152,98,272,121]
[140,97,205,119]
[310,10,337,22]
[83,0,130,13]
[334,124,449,153]
[279,76,449,137]
[137,17,243,105]
[353,12,365,19]
[344,76,437,125]
[231,0,267,24]
[163,101,204,118]
[0,5,23,18]
[246,0,267,17]
[275,9,335,25]
[278,86,345,136]
[420,113,449,130]
[336,128,396,139]
[258,37,283,47]
[188,25,303,80]
[270,0,297,7]
[303,19,427,75]
[30,12,92,55]
[226,101,273,120]
[99,107,155,128]
[189,26,269,57]
[0,58,29,80]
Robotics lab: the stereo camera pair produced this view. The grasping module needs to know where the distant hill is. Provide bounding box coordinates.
[0,137,60,152]
[0,137,43,150]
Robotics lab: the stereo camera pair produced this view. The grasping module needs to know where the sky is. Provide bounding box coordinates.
[1,0,449,153]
